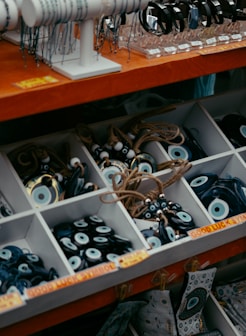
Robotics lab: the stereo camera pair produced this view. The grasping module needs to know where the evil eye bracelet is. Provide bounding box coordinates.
[139,1,173,35]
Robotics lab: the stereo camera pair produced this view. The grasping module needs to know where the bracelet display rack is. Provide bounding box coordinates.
[21,0,149,80]
[0,0,18,35]
[2,0,21,45]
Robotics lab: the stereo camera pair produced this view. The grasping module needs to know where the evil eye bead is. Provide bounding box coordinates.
[157,194,168,210]
[0,248,12,262]
[68,255,86,272]
[167,145,191,161]
[25,174,62,208]
[70,157,81,168]
[59,237,78,256]
[18,263,33,276]
[92,236,110,251]
[95,225,115,237]
[84,248,102,265]
[91,144,109,161]
[111,235,133,252]
[146,236,162,249]
[73,232,90,248]
[189,173,218,196]
[239,124,246,139]
[176,210,194,224]
[99,159,128,185]
[159,223,176,244]
[72,219,89,232]
[0,205,13,217]
[207,198,230,221]
[130,153,157,174]
[168,201,182,212]
[25,253,44,267]
[2,245,23,263]
[106,253,119,263]
[175,210,195,230]
[165,226,176,242]
[53,222,74,240]
[85,215,105,227]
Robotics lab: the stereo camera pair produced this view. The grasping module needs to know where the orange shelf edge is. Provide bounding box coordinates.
[1,237,245,336]
[0,40,246,122]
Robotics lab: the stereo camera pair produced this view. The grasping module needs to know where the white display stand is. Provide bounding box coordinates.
[21,0,149,80]
[3,0,22,44]
[53,19,121,79]
[0,0,18,33]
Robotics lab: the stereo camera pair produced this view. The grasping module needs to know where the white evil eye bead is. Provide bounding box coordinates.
[73,219,89,231]
[86,215,104,225]
[68,255,84,271]
[70,157,81,168]
[85,248,102,262]
[95,225,114,236]
[207,198,230,221]
[55,173,63,182]
[106,253,119,262]
[168,145,191,160]
[126,149,135,159]
[41,155,50,163]
[127,132,135,140]
[91,144,100,152]
[99,151,109,160]
[146,236,162,249]
[74,232,90,247]
[60,237,78,253]
[114,141,123,151]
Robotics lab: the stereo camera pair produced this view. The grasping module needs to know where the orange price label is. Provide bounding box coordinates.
[26,262,117,299]
[0,292,25,313]
[14,76,59,89]
[118,249,149,268]
[188,213,246,239]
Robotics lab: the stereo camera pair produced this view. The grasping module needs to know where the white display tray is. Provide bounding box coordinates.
[0,89,245,329]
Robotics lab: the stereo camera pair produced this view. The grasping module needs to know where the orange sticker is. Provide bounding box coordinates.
[118,250,149,268]
[0,292,25,313]
[188,213,246,239]
[26,262,117,299]
[14,76,59,89]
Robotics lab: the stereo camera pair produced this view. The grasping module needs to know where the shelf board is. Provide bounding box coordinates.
[1,237,246,336]
[1,39,246,122]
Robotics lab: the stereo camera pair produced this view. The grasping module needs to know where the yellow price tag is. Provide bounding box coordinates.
[14,76,59,89]
[0,292,25,313]
[117,250,149,268]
